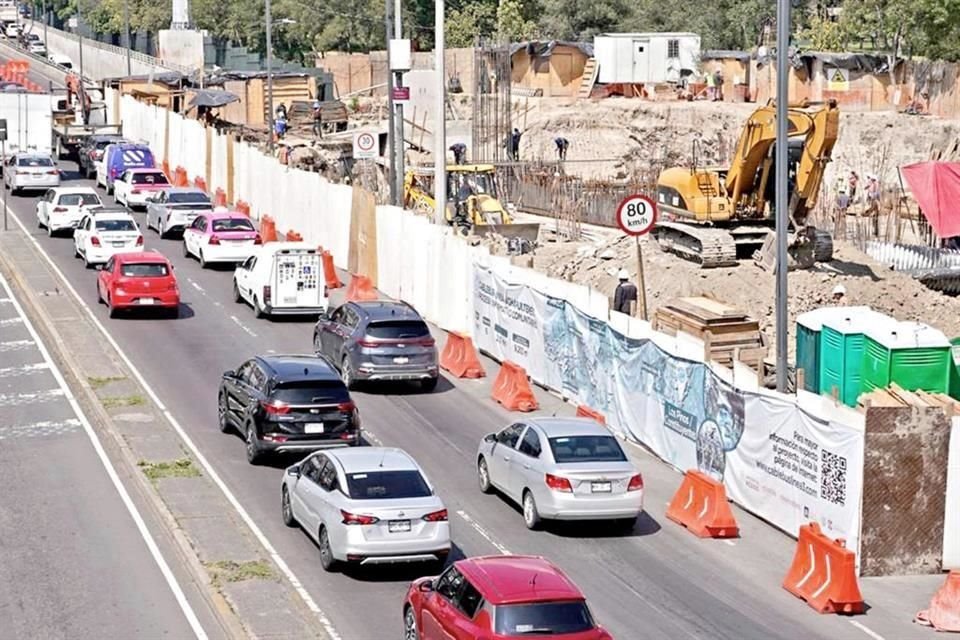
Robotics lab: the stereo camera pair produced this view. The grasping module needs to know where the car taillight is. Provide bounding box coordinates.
[46,169,59,175]
[253,233,262,245]
[90,236,101,246]
[262,285,271,303]
[52,206,67,212]
[422,509,448,522]
[545,473,573,492]
[414,337,436,347]
[260,399,290,415]
[357,339,378,348]
[341,510,379,526]
[627,474,644,492]
[208,234,220,245]
[338,401,356,413]
[135,235,144,246]
[110,168,118,177]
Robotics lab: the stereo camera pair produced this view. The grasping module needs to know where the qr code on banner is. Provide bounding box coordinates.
[820,450,847,506]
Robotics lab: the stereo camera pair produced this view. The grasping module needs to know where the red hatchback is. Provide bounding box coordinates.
[97,251,180,318]
[404,555,611,640]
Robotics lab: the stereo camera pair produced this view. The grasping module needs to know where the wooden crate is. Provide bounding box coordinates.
[654,296,766,370]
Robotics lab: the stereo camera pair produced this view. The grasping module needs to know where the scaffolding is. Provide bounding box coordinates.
[472,40,512,163]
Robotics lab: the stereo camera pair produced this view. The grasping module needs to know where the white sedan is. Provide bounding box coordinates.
[113,168,171,209]
[73,210,143,267]
[36,187,102,237]
[4,153,60,195]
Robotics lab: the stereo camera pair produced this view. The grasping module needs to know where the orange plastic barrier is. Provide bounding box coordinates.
[194,176,208,192]
[916,571,960,632]
[782,522,864,614]
[345,274,378,302]
[440,332,486,378]
[162,160,172,181]
[0,64,8,81]
[665,470,739,538]
[213,188,227,207]
[491,361,539,412]
[173,166,189,187]
[259,215,278,243]
[575,405,605,424]
[321,250,342,289]
[235,200,251,217]
[285,230,303,242]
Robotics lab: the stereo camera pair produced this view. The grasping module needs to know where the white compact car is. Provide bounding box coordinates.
[477,417,644,530]
[4,153,60,194]
[233,242,327,318]
[145,187,212,237]
[73,210,143,267]
[36,187,102,237]
[113,168,171,208]
[281,447,451,571]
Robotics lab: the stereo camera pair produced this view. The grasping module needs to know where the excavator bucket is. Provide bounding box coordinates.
[471,222,541,244]
[754,227,831,271]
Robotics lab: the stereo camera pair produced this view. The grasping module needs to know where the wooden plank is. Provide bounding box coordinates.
[666,296,748,321]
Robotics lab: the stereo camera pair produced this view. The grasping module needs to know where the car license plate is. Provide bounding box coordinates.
[393,357,409,364]
[591,482,612,493]
[304,423,324,434]
[388,520,411,533]
[283,296,297,304]
[138,298,155,305]
[112,241,125,247]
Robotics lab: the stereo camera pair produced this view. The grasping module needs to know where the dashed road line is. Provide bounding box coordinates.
[456,510,512,555]
[363,429,383,446]
[849,620,886,640]
[0,362,50,377]
[0,339,34,352]
[229,315,258,338]
[189,280,205,293]
[0,388,65,407]
[0,419,82,440]
[0,316,24,326]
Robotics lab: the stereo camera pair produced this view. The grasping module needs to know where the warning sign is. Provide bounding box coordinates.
[827,67,849,91]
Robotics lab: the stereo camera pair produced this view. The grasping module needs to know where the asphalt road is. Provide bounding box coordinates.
[0,272,201,639]
[0,154,900,640]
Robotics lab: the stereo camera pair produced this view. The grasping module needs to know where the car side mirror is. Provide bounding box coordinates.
[418,580,434,593]
[222,369,235,379]
[484,433,496,444]
[287,465,300,477]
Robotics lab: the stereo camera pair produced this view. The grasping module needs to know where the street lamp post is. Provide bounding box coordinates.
[775,0,790,392]
[265,0,275,153]
[433,0,445,225]
[123,0,131,76]
[76,0,84,79]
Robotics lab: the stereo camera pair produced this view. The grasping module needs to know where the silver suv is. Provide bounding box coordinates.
[313,301,439,391]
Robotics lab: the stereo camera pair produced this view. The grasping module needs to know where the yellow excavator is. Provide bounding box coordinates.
[653,99,839,268]
[403,165,540,243]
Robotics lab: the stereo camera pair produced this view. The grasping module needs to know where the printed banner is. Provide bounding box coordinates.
[473,265,864,553]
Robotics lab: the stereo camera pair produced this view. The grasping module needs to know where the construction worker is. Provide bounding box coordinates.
[848,170,860,203]
[713,68,724,101]
[832,284,847,302]
[835,176,849,216]
[705,70,716,101]
[450,142,467,164]
[510,128,522,161]
[554,137,569,161]
[613,269,638,315]
[311,101,323,139]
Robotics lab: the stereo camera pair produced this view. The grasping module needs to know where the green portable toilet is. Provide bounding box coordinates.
[949,337,960,400]
[796,306,870,393]
[862,321,951,394]
[818,309,895,407]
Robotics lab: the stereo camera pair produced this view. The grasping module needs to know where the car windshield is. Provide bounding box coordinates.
[95,219,136,232]
[365,320,430,340]
[344,470,431,500]
[168,192,211,204]
[131,172,169,185]
[494,601,594,636]
[96,139,121,150]
[18,156,53,167]
[212,218,255,232]
[121,263,168,277]
[548,436,627,463]
[58,193,101,206]
[272,381,349,405]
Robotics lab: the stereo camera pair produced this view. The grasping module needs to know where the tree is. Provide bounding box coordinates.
[538,0,630,40]
[497,0,537,41]
[839,0,915,89]
[446,0,496,47]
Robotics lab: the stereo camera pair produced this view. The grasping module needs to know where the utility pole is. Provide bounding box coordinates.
[41,0,47,56]
[393,0,404,204]
[265,0,274,153]
[775,0,789,392]
[385,0,396,205]
[433,0,445,225]
[76,0,84,79]
[123,0,131,76]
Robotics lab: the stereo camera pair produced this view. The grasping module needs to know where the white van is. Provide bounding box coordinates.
[233,242,328,318]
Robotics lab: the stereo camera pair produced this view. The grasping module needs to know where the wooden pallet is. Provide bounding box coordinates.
[858,384,959,414]
[579,58,598,99]
[654,296,765,370]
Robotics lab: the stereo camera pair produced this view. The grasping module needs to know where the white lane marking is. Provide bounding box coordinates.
[849,620,886,640]
[723,539,736,547]
[0,297,11,303]
[363,429,383,446]
[0,316,24,326]
[456,510,512,555]
[0,362,50,377]
[0,419,82,440]
[0,271,207,639]
[0,389,65,406]
[6,206,341,640]
[189,280,204,293]
[0,339,34,351]
[229,315,258,338]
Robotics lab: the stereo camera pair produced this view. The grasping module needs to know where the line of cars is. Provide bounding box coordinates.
[20,141,639,638]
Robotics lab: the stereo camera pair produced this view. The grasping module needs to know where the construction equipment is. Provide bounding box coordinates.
[653,99,839,269]
[403,164,540,244]
[51,73,121,159]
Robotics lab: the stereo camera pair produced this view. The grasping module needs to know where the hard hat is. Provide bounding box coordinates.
[313,101,321,108]
[617,268,630,280]
[832,284,846,296]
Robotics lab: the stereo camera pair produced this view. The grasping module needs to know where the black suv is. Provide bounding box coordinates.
[218,355,360,464]
[78,134,127,179]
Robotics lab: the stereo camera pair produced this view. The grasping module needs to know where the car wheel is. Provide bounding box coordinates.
[37,213,43,229]
[318,527,338,572]
[245,425,264,464]
[341,356,356,390]
[232,280,243,304]
[420,376,438,392]
[254,296,266,319]
[478,457,493,494]
[182,240,190,258]
[404,606,418,640]
[281,486,296,527]
[217,393,232,433]
[107,295,119,319]
[83,253,92,269]
[522,490,541,530]
[96,281,103,304]
[46,222,54,237]
[74,243,80,259]
[199,250,207,269]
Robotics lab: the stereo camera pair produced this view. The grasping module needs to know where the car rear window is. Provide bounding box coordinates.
[95,139,119,150]
[58,193,100,206]
[494,601,594,636]
[365,320,430,340]
[121,263,169,277]
[18,156,53,167]
[95,219,136,232]
[131,172,169,185]
[212,218,255,232]
[271,381,349,405]
[168,192,211,204]
[548,436,627,463]
[344,470,431,500]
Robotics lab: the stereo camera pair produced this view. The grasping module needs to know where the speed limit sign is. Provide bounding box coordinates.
[616,194,657,236]
[353,131,377,159]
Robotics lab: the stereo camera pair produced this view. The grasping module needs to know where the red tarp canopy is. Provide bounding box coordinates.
[901,162,960,238]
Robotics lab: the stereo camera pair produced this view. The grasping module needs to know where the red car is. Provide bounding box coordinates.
[403,555,612,640]
[97,251,180,318]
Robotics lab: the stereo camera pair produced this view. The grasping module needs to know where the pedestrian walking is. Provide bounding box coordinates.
[613,269,638,315]
[510,128,522,161]
[554,137,569,161]
[311,101,323,139]
[713,68,724,101]
[835,177,849,215]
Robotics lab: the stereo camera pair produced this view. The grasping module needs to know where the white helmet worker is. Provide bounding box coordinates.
[617,268,630,280]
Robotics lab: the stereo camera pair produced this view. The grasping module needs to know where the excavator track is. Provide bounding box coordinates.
[652,222,739,268]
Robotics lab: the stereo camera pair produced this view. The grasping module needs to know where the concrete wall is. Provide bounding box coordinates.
[157,30,204,73]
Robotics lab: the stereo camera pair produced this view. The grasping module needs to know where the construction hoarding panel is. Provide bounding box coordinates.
[472,264,865,556]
